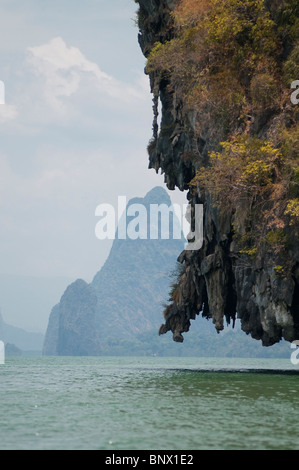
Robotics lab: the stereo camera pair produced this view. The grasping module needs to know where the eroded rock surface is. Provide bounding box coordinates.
[136,0,299,346]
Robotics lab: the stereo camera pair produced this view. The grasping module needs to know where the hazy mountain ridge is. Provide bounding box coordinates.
[0,312,44,352]
[0,274,74,334]
[42,185,291,358]
[43,186,185,355]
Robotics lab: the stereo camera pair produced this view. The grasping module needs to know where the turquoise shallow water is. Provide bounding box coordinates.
[0,356,298,450]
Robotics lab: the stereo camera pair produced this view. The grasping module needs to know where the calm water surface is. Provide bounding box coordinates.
[0,356,298,450]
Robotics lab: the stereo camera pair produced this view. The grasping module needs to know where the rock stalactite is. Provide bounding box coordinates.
[136,0,299,346]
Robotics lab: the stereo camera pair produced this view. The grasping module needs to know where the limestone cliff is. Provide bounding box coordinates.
[43,280,100,356]
[43,187,184,355]
[136,0,299,346]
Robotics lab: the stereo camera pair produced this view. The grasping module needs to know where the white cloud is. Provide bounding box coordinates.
[26,36,146,115]
[0,29,156,281]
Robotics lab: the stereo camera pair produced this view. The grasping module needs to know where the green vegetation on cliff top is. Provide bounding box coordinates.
[146,0,299,271]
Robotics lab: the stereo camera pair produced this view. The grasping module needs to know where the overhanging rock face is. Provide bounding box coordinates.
[136,0,299,346]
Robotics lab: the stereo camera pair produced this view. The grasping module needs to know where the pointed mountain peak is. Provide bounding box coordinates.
[142,186,172,206]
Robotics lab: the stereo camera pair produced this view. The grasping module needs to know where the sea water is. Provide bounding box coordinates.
[0,356,298,450]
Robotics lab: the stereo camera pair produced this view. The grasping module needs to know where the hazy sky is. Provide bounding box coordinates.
[0,0,186,283]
